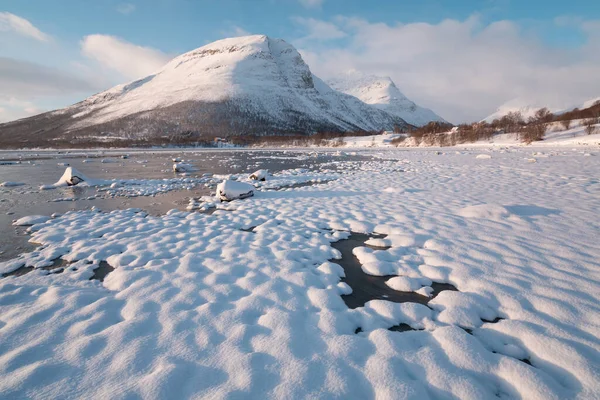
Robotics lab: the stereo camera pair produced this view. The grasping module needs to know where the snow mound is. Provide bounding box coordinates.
[386,276,432,292]
[476,154,492,159]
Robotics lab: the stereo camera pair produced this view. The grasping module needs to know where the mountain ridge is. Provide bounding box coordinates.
[0,35,409,146]
[327,71,447,127]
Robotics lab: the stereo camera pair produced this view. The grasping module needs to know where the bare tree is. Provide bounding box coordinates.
[560,119,571,131]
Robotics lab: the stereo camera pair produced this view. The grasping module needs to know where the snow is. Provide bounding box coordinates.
[216,180,255,201]
[483,95,600,123]
[0,148,599,399]
[334,119,600,149]
[458,204,511,220]
[327,71,447,126]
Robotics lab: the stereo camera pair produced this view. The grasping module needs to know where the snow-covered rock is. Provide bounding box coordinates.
[40,167,105,190]
[173,162,195,173]
[248,169,268,181]
[216,180,254,201]
[327,71,446,126]
[53,167,88,187]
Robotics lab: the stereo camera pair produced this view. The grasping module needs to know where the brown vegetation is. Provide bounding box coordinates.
[584,118,598,135]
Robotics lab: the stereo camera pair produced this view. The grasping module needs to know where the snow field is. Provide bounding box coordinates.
[0,148,598,399]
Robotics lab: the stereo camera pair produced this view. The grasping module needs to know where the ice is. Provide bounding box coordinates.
[11,215,51,226]
[0,148,598,399]
[0,182,25,187]
[216,180,255,201]
[476,154,492,159]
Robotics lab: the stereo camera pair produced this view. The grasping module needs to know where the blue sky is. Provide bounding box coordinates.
[2,0,600,122]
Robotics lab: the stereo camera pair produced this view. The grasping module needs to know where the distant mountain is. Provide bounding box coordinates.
[0,35,408,147]
[327,72,447,127]
[482,96,600,123]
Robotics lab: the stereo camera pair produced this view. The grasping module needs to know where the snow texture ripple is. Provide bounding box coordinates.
[0,148,599,399]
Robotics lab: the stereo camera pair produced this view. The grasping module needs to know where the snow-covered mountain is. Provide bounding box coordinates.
[482,98,565,123]
[482,96,600,123]
[0,35,408,145]
[327,72,447,127]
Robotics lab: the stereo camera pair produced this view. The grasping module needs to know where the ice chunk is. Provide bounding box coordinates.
[476,154,492,159]
[216,180,254,201]
[249,169,268,181]
[0,182,25,187]
[13,215,51,226]
[173,162,195,173]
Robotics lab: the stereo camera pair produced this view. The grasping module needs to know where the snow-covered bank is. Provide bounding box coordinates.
[331,121,600,149]
[0,148,599,399]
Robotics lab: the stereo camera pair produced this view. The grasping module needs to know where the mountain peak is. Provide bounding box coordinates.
[327,72,447,126]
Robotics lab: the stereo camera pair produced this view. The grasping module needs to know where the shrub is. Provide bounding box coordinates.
[560,119,571,131]
[520,124,546,144]
[584,118,598,135]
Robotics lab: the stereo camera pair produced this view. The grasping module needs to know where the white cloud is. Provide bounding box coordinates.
[292,17,346,41]
[296,15,600,122]
[81,34,170,80]
[116,3,136,15]
[299,0,323,8]
[0,12,50,42]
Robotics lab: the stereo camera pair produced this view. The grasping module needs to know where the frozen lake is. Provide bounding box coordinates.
[0,149,371,261]
[0,146,599,399]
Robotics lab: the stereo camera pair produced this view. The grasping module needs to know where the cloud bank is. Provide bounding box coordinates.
[297,15,600,122]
